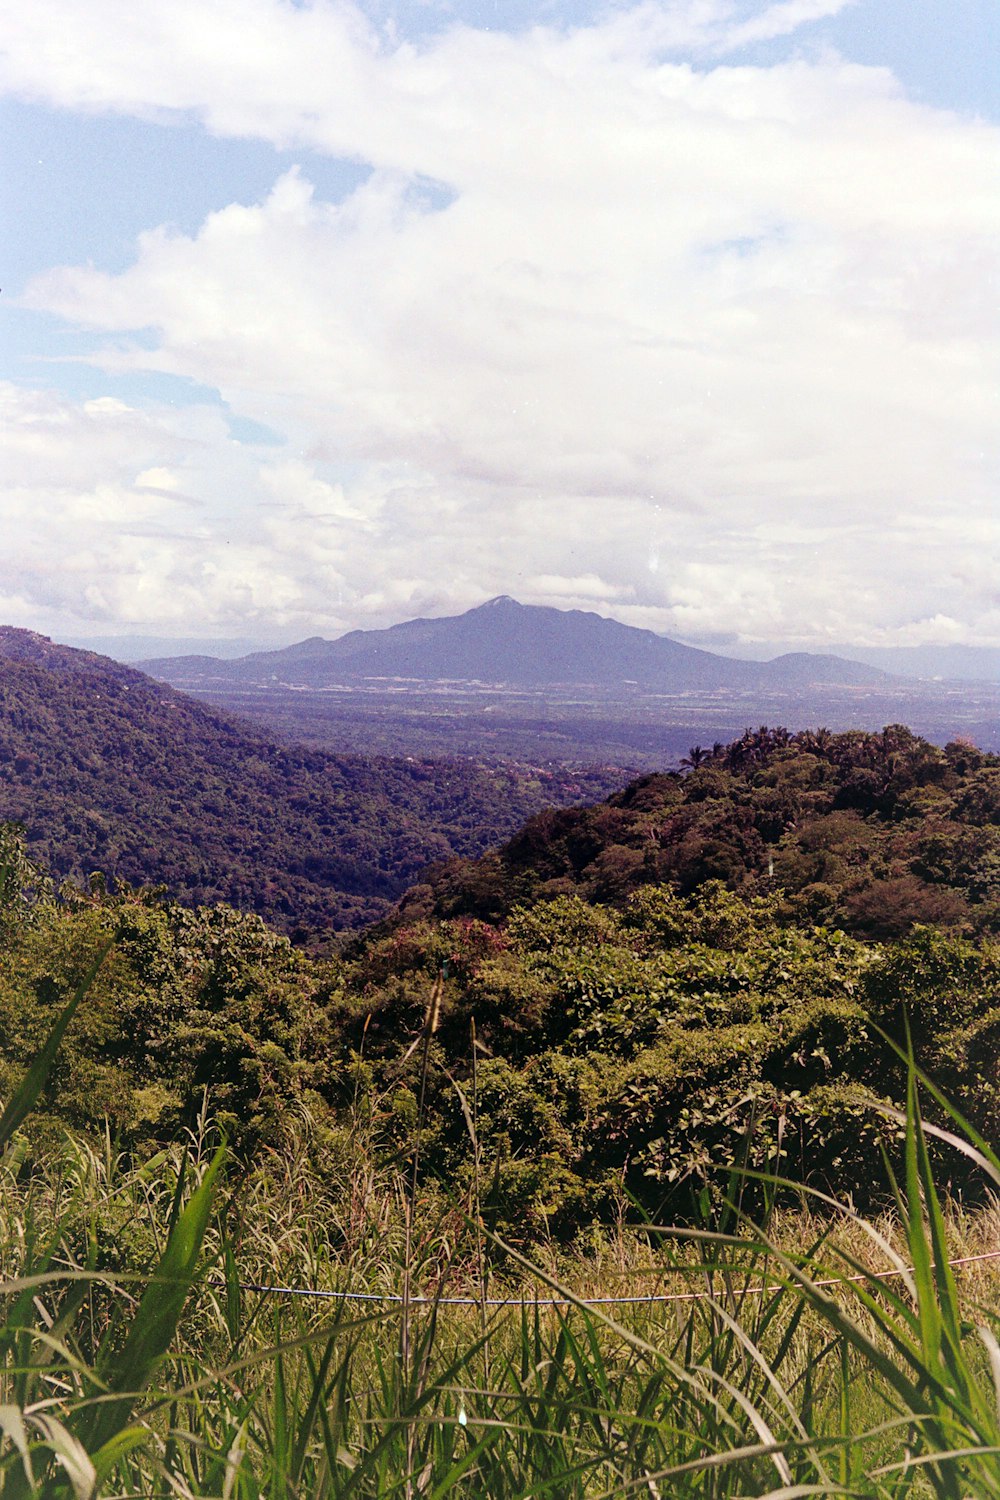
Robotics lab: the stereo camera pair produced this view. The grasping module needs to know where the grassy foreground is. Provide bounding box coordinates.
[3,977,1000,1495]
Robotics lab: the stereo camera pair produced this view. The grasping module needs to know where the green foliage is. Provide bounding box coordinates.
[6,812,1000,1239]
[7,702,1000,1491]
[331,875,995,1233]
[2,947,1000,1495]
[0,877,337,1159]
[0,946,221,1500]
[401,725,1000,943]
[0,641,624,936]
[0,825,52,946]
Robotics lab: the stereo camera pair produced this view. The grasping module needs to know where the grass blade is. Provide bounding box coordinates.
[0,940,112,1149]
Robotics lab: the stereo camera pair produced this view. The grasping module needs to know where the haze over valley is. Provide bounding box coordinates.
[136,596,1000,765]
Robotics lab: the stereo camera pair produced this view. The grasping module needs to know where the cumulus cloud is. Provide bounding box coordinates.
[720,0,858,50]
[3,1,999,645]
[0,385,285,628]
[0,0,860,144]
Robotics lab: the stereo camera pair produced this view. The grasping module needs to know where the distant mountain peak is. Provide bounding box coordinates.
[138,598,891,693]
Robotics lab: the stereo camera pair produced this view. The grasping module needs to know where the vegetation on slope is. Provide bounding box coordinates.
[3,715,1000,1491]
[397,723,1000,940]
[3,878,1000,1495]
[0,629,623,935]
[4,717,1000,1235]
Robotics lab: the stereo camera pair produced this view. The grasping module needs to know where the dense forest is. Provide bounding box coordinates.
[9,716,1000,1492]
[395,723,1000,940]
[6,804,1000,1495]
[0,629,623,935]
[3,722,999,1239]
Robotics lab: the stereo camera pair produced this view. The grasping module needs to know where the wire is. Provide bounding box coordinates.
[211,1248,1000,1311]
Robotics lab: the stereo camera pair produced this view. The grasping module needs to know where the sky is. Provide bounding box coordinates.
[1,0,998,653]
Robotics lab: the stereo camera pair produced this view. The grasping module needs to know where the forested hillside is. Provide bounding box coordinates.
[5,819,1000,1495]
[3,720,999,1237]
[394,724,1000,941]
[0,628,622,934]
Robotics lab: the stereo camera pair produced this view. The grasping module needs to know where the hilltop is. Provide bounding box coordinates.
[136,602,1000,769]
[384,723,1000,942]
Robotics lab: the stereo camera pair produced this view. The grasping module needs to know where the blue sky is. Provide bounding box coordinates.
[1,0,998,650]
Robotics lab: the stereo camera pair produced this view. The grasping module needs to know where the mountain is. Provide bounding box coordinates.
[0,628,624,935]
[140,596,889,692]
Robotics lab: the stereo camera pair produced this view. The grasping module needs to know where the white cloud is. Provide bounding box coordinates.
[3,2,999,646]
[0,1,853,139]
[526,573,631,602]
[720,0,857,50]
[135,466,182,494]
[4,378,1000,647]
[0,385,290,627]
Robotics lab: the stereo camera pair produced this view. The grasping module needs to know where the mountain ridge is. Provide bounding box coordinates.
[139,596,889,692]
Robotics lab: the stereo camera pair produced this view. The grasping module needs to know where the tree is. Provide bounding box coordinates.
[0,821,53,945]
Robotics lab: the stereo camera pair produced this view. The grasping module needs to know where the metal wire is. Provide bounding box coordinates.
[211,1248,1000,1310]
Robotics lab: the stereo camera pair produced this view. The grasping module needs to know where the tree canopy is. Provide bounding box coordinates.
[3,717,999,1241]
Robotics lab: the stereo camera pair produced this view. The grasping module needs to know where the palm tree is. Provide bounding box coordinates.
[680,745,709,772]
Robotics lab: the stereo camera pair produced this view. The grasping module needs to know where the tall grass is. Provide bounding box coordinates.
[2,962,1000,1494]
